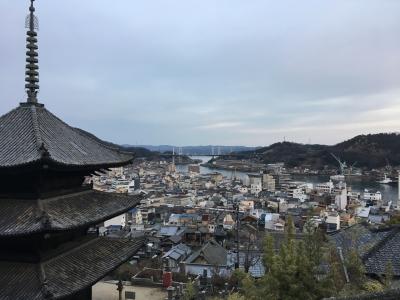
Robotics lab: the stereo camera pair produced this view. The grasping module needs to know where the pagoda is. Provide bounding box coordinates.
[0,1,144,299]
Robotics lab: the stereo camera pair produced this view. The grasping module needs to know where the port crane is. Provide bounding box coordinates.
[349,161,358,174]
[330,153,347,175]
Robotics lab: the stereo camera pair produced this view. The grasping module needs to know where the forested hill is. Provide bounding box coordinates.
[249,133,400,169]
[74,128,154,158]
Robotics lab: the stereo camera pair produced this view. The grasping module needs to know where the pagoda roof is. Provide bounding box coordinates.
[0,190,141,237]
[0,236,144,300]
[0,103,133,170]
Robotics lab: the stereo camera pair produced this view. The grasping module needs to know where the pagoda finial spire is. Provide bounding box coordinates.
[25,0,40,104]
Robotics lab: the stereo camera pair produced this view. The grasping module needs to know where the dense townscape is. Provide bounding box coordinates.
[92,155,400,299]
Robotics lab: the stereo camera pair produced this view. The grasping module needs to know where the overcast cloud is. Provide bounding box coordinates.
[1,0,400,146]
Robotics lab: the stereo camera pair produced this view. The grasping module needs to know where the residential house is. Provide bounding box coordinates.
[223,214,235,230]
[162,243,192,272]
[239,200,254,213]
[183,240,234,277]
[264,213,285,231]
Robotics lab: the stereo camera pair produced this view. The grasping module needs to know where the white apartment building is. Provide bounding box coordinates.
[363,189,382,201]
[315,180,334,194]
[248,174,263,195]
[335,188,348,211]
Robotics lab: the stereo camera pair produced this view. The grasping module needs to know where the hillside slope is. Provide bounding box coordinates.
[252,133,400,169]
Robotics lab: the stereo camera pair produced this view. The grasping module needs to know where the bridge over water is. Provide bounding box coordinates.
[160,153,260,157]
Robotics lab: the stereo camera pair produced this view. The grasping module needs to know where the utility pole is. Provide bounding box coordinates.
[116,280,123,300]
[235,203,240,269]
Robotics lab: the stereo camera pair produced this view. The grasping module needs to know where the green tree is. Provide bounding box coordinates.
[387,213,400,225]
[241,274,258,300]
[345,249,366,288]
[262,233,274,269]
[384,262,394,288]
[250,217,333,300]
[229,269,247,289]
[303,220,324,267]
[227,293,246,300]
[326,248,346,295]
[182,281,196,300]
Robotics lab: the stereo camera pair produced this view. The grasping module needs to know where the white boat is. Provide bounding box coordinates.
[378,174,393,184]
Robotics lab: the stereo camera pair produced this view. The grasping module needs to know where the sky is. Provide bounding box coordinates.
[1,0,400,147]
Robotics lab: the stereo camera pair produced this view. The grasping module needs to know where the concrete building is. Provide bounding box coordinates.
[130,209,143,225]
[315,180,334,194]
[325,212,341,232]
[262,173,276,191]
[248,173,263,195]
[363,189,382,202]
[335,188,348,211]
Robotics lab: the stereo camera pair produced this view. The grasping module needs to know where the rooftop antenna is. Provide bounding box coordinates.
[25,0,40,104]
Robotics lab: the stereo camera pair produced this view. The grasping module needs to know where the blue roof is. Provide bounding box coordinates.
[235,252,265,278]
[159,226,179,236]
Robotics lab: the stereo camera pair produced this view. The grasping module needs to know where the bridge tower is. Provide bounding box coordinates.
[178,147,183,164]
[172,146,175,165]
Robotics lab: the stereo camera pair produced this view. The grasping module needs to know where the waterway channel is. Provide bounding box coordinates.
[176,156,399,205]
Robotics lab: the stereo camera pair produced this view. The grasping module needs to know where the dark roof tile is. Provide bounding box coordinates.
[0,190,141,237]
[0,104,132,169]
[330,224,400,276]
[0,237,144,300]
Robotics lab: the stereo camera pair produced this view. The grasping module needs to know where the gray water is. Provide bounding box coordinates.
[177,156,399,205]
[176,156,249,183]
[294,174,398,205]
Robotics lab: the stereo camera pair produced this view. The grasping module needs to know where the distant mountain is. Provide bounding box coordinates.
[132,145,259,155]
[74,128,155,158]
[119,145,156,158]
[247,133,400,169]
